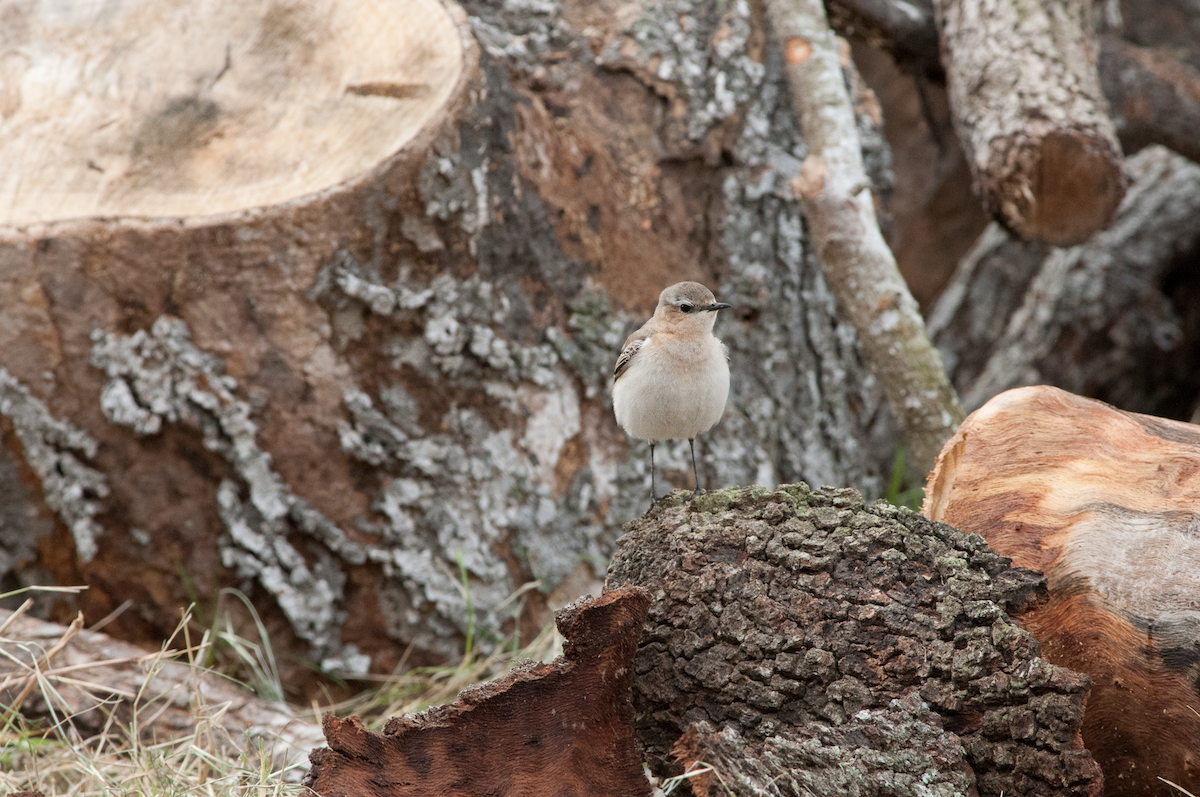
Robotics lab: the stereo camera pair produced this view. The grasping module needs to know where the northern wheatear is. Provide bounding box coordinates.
[612,281,731,505]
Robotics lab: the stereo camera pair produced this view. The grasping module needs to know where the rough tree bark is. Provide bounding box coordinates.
[605,484,1102,797]
[932,0,1126,245]
[927,145,1200,418]
[765,0,964,483]
[925,385,1200,797]
[0,0,891,687]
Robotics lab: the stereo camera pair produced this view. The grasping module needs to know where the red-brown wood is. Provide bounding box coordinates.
[925,385,1200,797]
[304,587,652,797]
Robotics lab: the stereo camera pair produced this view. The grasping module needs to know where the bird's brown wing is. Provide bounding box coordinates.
[613,323,653,381]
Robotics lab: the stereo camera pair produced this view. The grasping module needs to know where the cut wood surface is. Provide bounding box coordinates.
[606,485,1101,797]
[933,0,1124,245]
[0,0,464,223]
[0,604,324,774]
[925,385,1200,797]
[304,587,652,797]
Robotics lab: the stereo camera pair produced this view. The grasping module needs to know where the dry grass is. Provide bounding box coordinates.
[0,585,565,797]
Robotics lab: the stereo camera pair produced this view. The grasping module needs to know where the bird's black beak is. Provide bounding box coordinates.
[705,302,732,312]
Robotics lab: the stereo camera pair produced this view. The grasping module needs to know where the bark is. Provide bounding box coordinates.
[925,385,1200,797]
[0,604,323,774]
[766,0,964,483]
[605,484,1102,797]
[1099,36,1200,166]
[0,0,893,685]
[829,0,1200,170]
[933,0,1125,245]
[928,145,1200,418]
[305,588,651,797]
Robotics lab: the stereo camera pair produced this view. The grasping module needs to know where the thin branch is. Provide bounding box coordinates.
[765,0,964,481]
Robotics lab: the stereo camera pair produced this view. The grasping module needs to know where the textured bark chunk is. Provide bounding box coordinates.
[925,385,1200,797]
[607,485,1102,797]
[934,0,1125,244]
[304,587,652,797]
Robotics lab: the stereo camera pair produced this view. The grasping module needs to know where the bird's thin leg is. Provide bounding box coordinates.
[649,442,658,505]
[689,437,701,497]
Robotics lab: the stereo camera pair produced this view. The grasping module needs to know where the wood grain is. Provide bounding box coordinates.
[925,385,1200,797]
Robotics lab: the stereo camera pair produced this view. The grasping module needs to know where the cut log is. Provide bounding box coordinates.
[927,145,1200,418]
[606,485,1102,797]
[0,0,464,222]
[932,0,1125,245]
[304,588,652,797]
[0,0,890,688]
[924,385,1200,797]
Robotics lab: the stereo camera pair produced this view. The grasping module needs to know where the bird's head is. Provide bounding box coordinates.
[653,281,731,334]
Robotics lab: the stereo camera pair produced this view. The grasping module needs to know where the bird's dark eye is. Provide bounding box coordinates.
[680,303,694,313]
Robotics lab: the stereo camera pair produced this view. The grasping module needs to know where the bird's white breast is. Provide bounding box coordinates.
[612,333,730,442]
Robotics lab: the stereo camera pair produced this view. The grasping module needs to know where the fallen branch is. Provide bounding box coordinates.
[0,606,323,775]
[766,0,964,482]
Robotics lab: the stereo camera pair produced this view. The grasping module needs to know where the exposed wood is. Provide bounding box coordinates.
[928,146,1200,418]
[606,485,1102,797]
[0,0,464,223]
[0,0,893,688]
[0,604,323,773]
[933,0,1125,245]
[924,385,1200,797]
[765,0,963,482]
[304,588,652,797]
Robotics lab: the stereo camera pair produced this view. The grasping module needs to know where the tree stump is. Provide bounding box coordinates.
[0,0,888,691]
[606,484,1102,797]
[925,385,1200,797]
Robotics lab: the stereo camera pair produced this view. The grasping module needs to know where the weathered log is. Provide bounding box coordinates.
[927,145,1200,418]
[1099,37,1200,166]
[0,604,323,774]
[0,0,891,685]
[932,0,1125,245]
[605,484,1102,797]
[924,385,1200,797]
[304,587,652,797]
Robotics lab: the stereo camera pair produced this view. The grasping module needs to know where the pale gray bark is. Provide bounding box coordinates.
[934,0,1125,245]
[0,0,892,682]
[765,0,963,482]
[929,146,1200,417]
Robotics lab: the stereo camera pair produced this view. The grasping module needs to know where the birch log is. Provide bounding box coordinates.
[933,0,1125,245]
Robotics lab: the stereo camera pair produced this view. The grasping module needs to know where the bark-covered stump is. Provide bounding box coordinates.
[605,484,1102,797]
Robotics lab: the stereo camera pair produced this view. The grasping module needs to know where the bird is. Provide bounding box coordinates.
[612,281,731,505]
